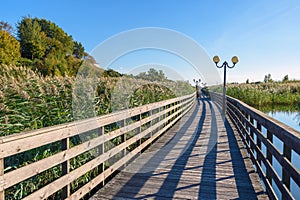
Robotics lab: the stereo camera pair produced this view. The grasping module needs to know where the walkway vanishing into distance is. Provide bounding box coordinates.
[2,93,298,199]
[90,98,268,199]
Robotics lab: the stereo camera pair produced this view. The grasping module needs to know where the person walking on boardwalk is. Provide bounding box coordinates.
[193,79,201,100]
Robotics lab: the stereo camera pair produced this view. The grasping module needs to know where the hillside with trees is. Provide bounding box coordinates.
[1,17,85,76]
[0,17,194,137]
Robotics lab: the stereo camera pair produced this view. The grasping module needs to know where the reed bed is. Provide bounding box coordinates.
[226,83,300,111]
[0,64,194,199]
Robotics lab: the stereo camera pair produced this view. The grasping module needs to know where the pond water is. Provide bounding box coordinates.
[263,111,300,199]
[266,111,300,132]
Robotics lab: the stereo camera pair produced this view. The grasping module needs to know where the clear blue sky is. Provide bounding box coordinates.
[1,0,300,83]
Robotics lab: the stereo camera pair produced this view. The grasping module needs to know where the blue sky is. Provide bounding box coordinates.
[1,0,300,83]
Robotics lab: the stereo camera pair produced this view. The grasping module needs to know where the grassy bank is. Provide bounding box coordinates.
[0,65,193,136]
[227,82,300,108]
[212,82,300,112]
[0,64,194,199]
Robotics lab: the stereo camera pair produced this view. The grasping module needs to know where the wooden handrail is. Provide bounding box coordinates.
[210,92,300,200]
[0,93,195,199]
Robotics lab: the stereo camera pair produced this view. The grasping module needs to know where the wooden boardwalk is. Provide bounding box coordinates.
[90,98,268,199]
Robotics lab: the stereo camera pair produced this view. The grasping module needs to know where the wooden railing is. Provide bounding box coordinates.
[210,92,300,200]
[0,93,195,200]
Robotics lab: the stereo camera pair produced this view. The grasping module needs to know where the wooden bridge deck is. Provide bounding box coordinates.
[90,98,268,199]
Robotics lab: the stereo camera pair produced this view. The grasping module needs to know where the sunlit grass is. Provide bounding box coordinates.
[0,64,194,199]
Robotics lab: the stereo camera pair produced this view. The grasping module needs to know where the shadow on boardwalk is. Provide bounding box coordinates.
[90,98,267,200]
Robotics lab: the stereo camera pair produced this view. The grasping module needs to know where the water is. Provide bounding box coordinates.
[267,111,300,132]
[264,111,300,199]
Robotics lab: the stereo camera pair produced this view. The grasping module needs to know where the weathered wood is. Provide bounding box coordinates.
[1,99,191,190]
[0,93,194,199]
[91,98,268,200]
[226,104,277,200]
[257,123,262,166]
[266,130,273,183]
[62,138,70,199]
[282,143,291,190]
[227,95,300,155]
[0,93,194,158]
[5,91,297,199]
[219,92,300,200]
[0,158,4,200]
[227,97,299,178]
[68,109,186,200]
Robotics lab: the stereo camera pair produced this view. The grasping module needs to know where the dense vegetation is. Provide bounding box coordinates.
[210,79,300,112]
[0,64,193,199]
[1,18,84,76]
[226,82,300,112]
[0,17,194,199]
[0,64,193,136]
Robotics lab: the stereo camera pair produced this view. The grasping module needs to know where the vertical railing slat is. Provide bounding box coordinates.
[266,130,273,184]
[61,137,70,199]
[0,157,4,200]
[97,126,105,186]
[282,144,291,190]
[256,123,262,167]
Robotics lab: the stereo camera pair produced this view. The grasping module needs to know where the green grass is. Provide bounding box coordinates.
[219,82,300,112]
[0,64,194,199]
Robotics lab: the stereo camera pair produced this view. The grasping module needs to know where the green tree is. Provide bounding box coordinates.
[0,30,21,65]
[102,69,122,77]
[73,41,85,59]
[283,75,289,82]
[0,21,13,34]
[17,17,85,76]
[264,73,273,83]
[17,17,47,60]
[136,68,167,82]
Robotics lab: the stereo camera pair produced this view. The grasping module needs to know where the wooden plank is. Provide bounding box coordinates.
[26,104,187,200]
[282,143,291,190]
[91,98,267,200]
[0,158,4,200]
[227,105,277,200]
[1,96,194,190]
[22,100,192,200]
[227,95,300,154]
[227,97,296,199]
[67,112,184,200]
[0,93,195,158]
[228,100,300,187]
[61,138,70,198]
[266,130,273,183]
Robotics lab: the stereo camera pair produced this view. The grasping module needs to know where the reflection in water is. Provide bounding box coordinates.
[295,113,300,126]
[266,111,300,132]
[261,103,300,132]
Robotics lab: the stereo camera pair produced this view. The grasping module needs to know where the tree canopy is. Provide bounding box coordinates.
[16,17,85,76]
[0,29,20,65]
[135,68,167,82]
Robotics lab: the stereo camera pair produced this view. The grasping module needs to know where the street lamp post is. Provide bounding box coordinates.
[213,56,239,116]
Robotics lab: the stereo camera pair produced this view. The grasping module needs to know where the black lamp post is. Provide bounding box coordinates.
[213,56,239,116]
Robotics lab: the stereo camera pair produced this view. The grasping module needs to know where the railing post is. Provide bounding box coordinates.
[0,157,4,200]
[256,123,262,166]
[149,110,153,138]
[249,117,254,150]
[120,119,126,162]
[138,113,142,153]
[98,126,104,186]
[282,144,291,190]
[61,137,70,199]
[161,105,164,128]
[244,113,250,145]
[266,130,273,184]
